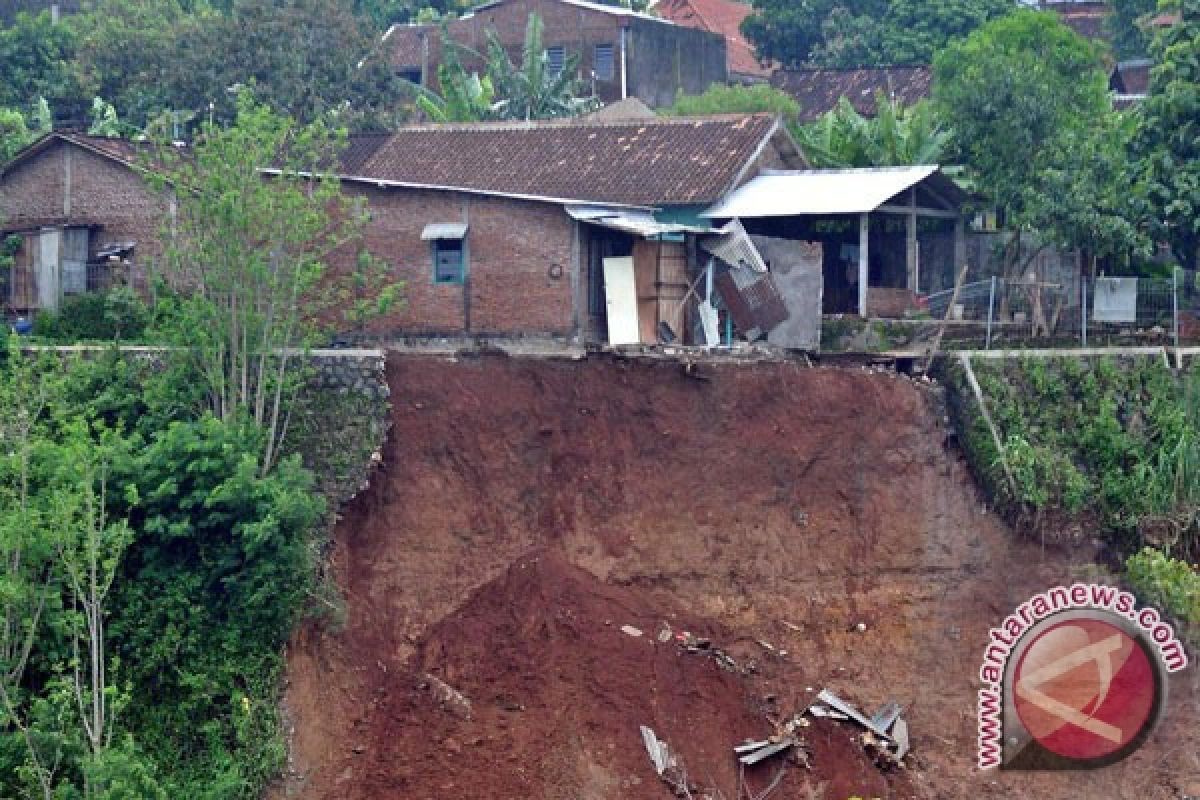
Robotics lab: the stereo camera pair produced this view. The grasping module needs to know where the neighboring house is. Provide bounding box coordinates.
[0,132,170,313]
[385,0,728,108]
[302,114,804,344]
[653,0,772,83]
[771,66,933,123]
[1110,58,1151,109]
[1034,0,1112,43]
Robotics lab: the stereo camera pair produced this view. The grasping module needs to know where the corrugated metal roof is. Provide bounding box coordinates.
[702,166,940,218]
[421,223,468,240]
[700,219,767,272]
[565,205,708,236]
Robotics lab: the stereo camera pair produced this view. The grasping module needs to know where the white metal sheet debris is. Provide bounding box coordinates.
[420,222,468,240]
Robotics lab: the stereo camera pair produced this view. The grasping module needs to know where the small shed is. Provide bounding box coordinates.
[702,166,968,317]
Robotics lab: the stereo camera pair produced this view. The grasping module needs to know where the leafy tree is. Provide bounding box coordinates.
[0,11,87,122]
[417,14,598,121]
[816,0,1016,67]
[1109,0,1158,58]
[1130,0,1200,270]
[935,10,1144,271]
[67,0,187,129]
[792,92,950,167]
[0,98,49,164]
[484,14,598,120]
[415,30,497,122]
[153,91,399,473]
[742,0,1015,68]
[662,83,799,122]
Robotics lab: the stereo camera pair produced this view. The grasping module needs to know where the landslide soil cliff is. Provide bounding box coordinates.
[279,353,1197,800]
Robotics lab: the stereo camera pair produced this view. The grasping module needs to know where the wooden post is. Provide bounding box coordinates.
[953,217,966,289]
[858,212,869,317]
[924,263,969,373]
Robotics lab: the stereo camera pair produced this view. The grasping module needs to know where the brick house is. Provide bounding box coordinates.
[311,114,804,343]
[0,132,171,313]
[653,0,772,83]
[386,0,728,108]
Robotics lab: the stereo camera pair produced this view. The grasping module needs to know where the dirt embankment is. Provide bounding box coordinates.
[279,353,1197,800]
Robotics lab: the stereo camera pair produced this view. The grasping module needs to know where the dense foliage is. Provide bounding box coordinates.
[0,343,324,798]
[946,356,1200,640]
[416,14,599,122]
[742,0,1015,68]
[1109,0,1158,58]
[936,10,1147,270]
[1130,0,1200,271]
[792,93,950,167]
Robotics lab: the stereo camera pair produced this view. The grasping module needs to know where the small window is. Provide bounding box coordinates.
[545,45,566,76]
[396,66,422,85]
[433,238,465,284]
[593,43,614,81]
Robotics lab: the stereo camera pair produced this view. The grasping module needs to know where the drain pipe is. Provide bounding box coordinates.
[619,25,628,100]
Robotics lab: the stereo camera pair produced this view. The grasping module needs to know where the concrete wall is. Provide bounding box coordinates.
[341,184,581,339]
[626,16,727,109]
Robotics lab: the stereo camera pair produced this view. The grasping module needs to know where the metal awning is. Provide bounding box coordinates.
[565,205,711,237]
[420,222,468,240]
[702,166,955,218]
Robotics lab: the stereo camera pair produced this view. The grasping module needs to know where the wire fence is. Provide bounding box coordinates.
[925,269,1199,349]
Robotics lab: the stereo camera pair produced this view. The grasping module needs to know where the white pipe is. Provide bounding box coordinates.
[619,26,628,100]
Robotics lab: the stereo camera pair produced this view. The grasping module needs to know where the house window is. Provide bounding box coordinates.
[433,239,465,284]
[593,43,614,81]
[422,223,468,284]
[545,45,566,76]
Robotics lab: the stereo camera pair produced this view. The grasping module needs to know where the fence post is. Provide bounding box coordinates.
[1172,266,1180,356]
[1081,274,1088,348]
[986,275,996,350]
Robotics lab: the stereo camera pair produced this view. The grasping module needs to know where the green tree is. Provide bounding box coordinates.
[0,11,87,122]
[153,91,399,473]
[662,83,799,122]
[815,0,1015,67]
[68,0,186,129]
[483,14,598,120]
[934,10,1143,270]
[742,0,1014,68]
[418,14,598,122]
[1130,0,1200,270]
[0,98,49,164]
[792,92,950,167]
[1109,0,1158,58]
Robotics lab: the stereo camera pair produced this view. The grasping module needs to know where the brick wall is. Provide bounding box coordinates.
[0,139,171,282]
[407,0,725,107]
[344,185,580,338]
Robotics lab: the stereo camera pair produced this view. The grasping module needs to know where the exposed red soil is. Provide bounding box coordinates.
[277,353,1198,800]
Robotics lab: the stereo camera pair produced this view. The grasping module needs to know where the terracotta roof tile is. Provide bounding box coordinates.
[1111,59,1151,95]
[771,66,932,123]
[350,115,782,206]
[385,24,434,69]
[655,0,770,78]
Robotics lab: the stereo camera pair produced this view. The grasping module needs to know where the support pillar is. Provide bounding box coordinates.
[858,212,869,317]
[906,189,918,291]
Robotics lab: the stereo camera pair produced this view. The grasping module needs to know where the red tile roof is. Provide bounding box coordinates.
[772,66,933,123]
[654,0,770,78]
[347,114,787,206]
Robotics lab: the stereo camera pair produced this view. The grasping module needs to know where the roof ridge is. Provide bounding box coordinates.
[777,64,930,74]
[386,112,776,133]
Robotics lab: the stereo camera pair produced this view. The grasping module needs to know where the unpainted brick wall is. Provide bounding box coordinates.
[0,140,171,284]
[341,185,579,338]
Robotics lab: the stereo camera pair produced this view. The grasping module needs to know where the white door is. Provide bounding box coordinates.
[35,228,61,311]
[602,256,639,345]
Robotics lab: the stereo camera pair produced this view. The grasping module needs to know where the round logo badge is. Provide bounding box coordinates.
[1012,616,1163,765]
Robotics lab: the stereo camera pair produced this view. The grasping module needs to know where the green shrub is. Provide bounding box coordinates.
[30,289,149,342]
[1126,547,1200,629]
